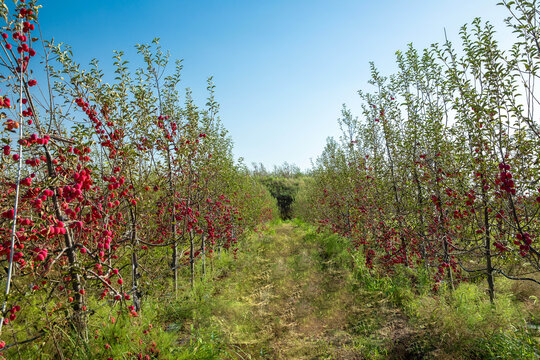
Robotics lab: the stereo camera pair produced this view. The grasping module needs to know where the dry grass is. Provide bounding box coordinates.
[193,222,421,359]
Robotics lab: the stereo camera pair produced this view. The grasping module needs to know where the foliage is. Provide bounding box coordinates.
[0,0,277,356]
[297,0,540,306]
[258,176,305,219]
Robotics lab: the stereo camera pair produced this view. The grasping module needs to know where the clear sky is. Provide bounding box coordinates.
[38,0,512,171]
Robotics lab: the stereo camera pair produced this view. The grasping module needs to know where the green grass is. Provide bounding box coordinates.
[8,221,538,359]
[348,247,539,359]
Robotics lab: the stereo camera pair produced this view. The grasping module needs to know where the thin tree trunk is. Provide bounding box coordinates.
[172,238,178,298]
[481,178,495,304]
[45,147,86,338]
[201,235,206,278]
[413,165,428,267]
[129,208,142,311]
[190,229,195,288]
[439,205,454,291]
[166,146,178,298]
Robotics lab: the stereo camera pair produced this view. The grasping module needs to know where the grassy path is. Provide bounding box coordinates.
[170,221,418,359]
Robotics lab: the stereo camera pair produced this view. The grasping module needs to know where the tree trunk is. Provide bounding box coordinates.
[190,229,195,288]
[129,208,142,311]
[45,147,87,338]
[482,180,495,304]
[201,235,206,278]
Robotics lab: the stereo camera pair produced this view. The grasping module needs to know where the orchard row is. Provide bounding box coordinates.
[295,1,540,302]
[0,0,276,357]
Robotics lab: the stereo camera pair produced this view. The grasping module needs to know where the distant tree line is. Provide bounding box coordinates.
[251,162,305,219]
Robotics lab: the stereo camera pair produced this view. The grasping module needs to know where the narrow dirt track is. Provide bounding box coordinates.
[210,222,417,359]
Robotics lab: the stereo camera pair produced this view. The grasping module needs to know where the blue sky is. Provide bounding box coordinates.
[39,1,512,170]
